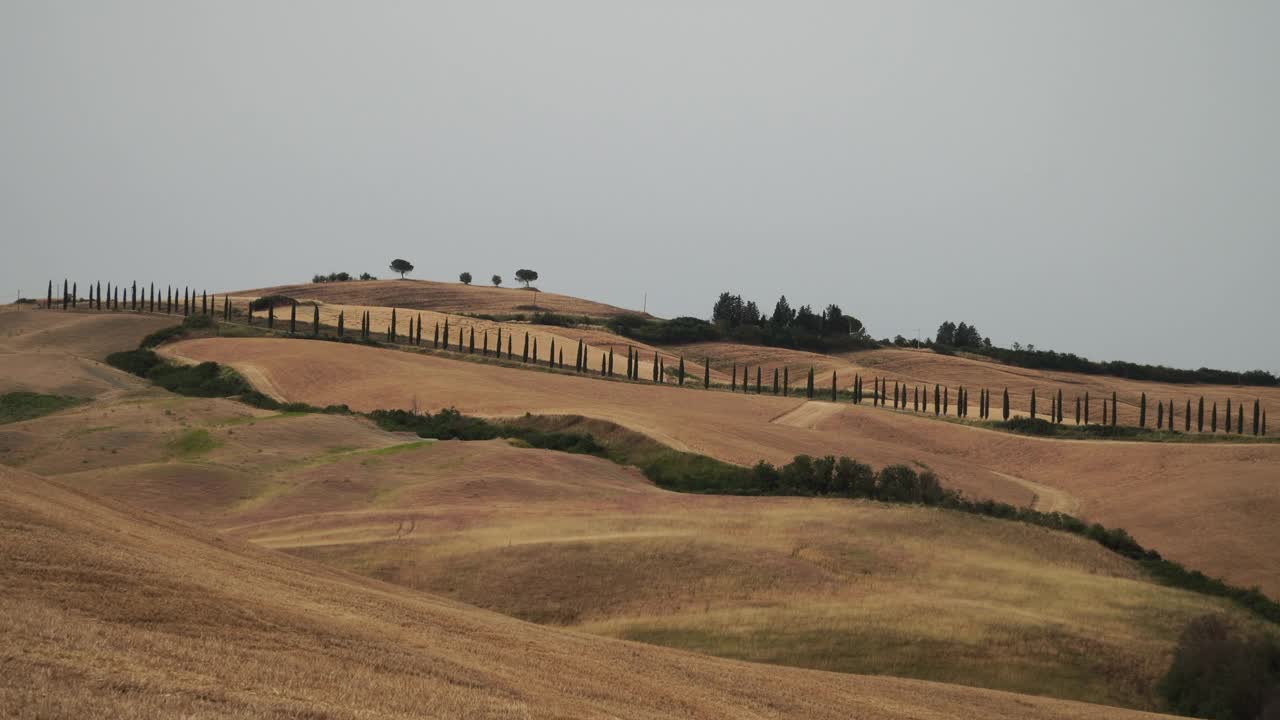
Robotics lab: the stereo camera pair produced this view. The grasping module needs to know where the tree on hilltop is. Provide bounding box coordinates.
[389,259,414,279]
[492,274,502,287]
[459,272,472,285]
[515,269,539,288]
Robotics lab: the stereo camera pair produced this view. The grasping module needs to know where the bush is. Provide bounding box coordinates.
[249,295,297,311]
[312,272,352,283]
[107,350,247,397]
[369,407,603,454]
[106,349,164,376]
[13,298,37,305]
[0,392,83,424]
[1158,615,1280,719]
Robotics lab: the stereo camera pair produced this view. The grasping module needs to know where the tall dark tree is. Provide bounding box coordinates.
[922,382,928,413]
[1254,399,1261,436]
[1102,397,1108,426]
[62,279,68,310]
[607,347,614,376]
[1075,395,1081,425]
[731,363,737,391]
[470,327,476,354]
[522,332,529,363]
[337,311,345,337]
[313,305,320,336]
[773,368,779,395]
[1002,388,1009,420]
[507,334,512,358]
[150,283,156,312]
[1197,397,1204,432]
[1185,399,1191,431]
[433,322,440,348]
[1238,405,1244,437]
[1226,399,1233,433]
[935,385,942,416]
[1139,393,1147,428]
[1157,400,1164,429]
[914,386,919,412]
[1111,391,1118,427]
[783,368,789,397]
[806,368,814,399]
[1030,389,1037,420]
[1057,389,1064,424]
[831,371,837,401]
[756,366,762,393]
[46,280,52,309]
[533,337,539,364]
[678,356,685,385]
[943,386,949,415]
[390,258,414,278]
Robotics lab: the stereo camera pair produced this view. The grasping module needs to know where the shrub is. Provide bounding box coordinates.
[249,295,297,311]
[0,392,84,424]
[1158,615,1280,719]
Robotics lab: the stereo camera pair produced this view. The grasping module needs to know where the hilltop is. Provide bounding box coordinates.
[230,277,646,319]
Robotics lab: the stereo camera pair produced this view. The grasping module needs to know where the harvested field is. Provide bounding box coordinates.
[166,337,1280,597]
[231,278,646,319]
[5,464,1180,719]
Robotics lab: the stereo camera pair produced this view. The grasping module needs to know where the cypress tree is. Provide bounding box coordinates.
[1254,399,1261,436]
[601,353,607,376]
[337,311,344,337]
[1185,400,1191,431]
[224,296,230,321]
[433,322,440,348]
[313,304,320,336]
[922,382,927,413]
[507,334,512,358]
[548,338,555,367]
[1030,390,1036,419]
[935,385,942,416]
[165,286,171,313]
[1111,392,1117,427]
[1197,397,1204,432]
[943,386,949,415]
[914,386,920,412]
[805,368,814,398]
[1075,396,1081,425]
[1084,392,1090,424]
[200,289,206,315]
[62,279,68,310]
[150,283,156,312]
[1102,398,1108,425]
[289,303,298,334]
[853,374,860,403]
[576,339,584,372]
[1057,389,1064,424]
[558,348,563,368]
[1262,410,1267,436]
[130,281,136,310]
[893,382,899,409]
[522,333,529,363]
[1002,388,1009,420]
[756,366,762,394]
[184,287,190,316]
[742,364,748,392]
[678,356,685,385]
[495,327,502,355]
[268,303,275,329]
[1238,405,1244,436]
[415,314,422,345]
[731,363,737,391]
[1139,393,1146,427]
[533,337,538,364]
[784,368,789,396]
[97,281,103,310]
[46,280,52,309]
[607,347,613,376]
[247,302,254,326]
[831,371,837,401]
[773,368,779,395]
[1157,401,1164,429]
[470,327,476,354]
[653,351,660,382]
[1226,399,1232,432]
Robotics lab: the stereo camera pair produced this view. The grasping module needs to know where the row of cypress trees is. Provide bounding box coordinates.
[46,285,1269,436]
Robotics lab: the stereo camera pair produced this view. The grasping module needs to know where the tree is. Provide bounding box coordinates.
[935,321,957,346]
[1198,397,1205,432]
[492,274,502,287]
[678,356,685,385]
[1002,388,1009,420]
[459,272,472,285]
[1226,399,1233,433]
[515,269,539,288]
[390,259,414,279]
[1111,391,1118,427]
[771,296,796,327]
[1254,399,1261,436]
[1030,390,1037,419]
[1139,393,1147,428]
[806,368,814,399]
[831,371,837,401]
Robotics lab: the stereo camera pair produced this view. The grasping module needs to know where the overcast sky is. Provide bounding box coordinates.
[3,1,1277,371]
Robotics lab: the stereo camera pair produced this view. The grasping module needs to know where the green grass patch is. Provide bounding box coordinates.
[0,392,85,425]
[168,428,221,457]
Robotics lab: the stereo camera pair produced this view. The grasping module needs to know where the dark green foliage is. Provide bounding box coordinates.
[370,408,604,456]
[459,272,472,285]
[678,356,685,385]
[731,363,737,391]
[806,368,814,399]
[1112,391,1118,427]
[1239,405,1245,437]
[312,271,354,283]
[390,258,414,278]
[1199,397,1205,432]
[107,350,248,397]
[1158,615,1280,720]
[1213,403,1219,433]
[249,295,298,312]
[289,303,297,334]
[831,371,837,401]
[1186,399,1192,431]
[0,392,84,425]
[1256,400,1262,436]
[522,332,529,363]
[784,367,789,397]
[972,344,1278,387]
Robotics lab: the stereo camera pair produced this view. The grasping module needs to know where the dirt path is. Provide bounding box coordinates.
[992,471,1080,514]
[770,401,845,429]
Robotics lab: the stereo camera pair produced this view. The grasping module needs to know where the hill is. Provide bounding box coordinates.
[230,278,646,319]
[1,383,1252,711]
[0,445,1174,719]
[162,337,1280,599]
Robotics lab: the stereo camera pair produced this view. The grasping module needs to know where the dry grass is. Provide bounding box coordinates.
[5,385,1258,712]
[1,464,1176,720]
[164,337,1280,599]
[231,277,645,319]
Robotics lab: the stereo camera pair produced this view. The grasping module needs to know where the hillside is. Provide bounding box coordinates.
[164,336,1280,598]
[667,342,1280,426]
[231,278,646,319]
[6,465,1182,719]
[0,377,1249,711]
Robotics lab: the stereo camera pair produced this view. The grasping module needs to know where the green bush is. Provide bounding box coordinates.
[106,349,164,376]
[1158,615,1280,719]
[249,295,298,311]
[0,392,84,424]
[369,407,603,454]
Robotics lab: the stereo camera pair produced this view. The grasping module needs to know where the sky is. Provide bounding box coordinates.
[2,1,1277,372]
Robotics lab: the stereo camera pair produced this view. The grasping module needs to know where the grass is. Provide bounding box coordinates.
[0,392,84,424]
[167,428,221,457]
